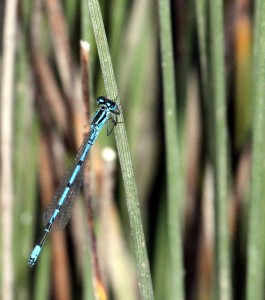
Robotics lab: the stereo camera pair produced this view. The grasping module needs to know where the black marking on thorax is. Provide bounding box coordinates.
[92,109,108,126]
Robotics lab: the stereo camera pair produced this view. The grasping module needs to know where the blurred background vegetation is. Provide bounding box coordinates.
[1,0,264,299]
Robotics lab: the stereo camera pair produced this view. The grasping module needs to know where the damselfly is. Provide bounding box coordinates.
[28,96,120,267]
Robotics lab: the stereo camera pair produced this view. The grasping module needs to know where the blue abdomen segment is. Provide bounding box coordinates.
[58,186,70,206]
[69,165,81,185]
[28,245,41,267]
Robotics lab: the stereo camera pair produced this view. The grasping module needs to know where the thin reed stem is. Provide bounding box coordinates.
[158,0,184,299]
[0,0,18,299]
[86,0,154,298]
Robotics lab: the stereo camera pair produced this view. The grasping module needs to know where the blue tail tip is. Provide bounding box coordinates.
[28,245,41,267]
[28,257,36,267]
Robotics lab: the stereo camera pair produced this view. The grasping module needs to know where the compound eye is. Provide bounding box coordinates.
[107,101,115,109]
[97,96,106,105]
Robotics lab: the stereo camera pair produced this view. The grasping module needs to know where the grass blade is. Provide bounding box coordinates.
[209,0,232,299]
[86,0,154,298]
[246,0,265,298]
[158,0,185,299]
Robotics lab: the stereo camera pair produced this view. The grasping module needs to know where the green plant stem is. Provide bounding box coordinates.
[195,0,216,169]
[86,1,154,299]
[246,0,265,299]
[158,0,184,299]
[209,0,231,299]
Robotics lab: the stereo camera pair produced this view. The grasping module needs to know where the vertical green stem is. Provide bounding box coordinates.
[209,0,231,299]
[86,1,154,298]
[246,0,265,299]
[158,0,184,299]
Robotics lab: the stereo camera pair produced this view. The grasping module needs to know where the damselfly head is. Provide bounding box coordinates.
[97,96,118,111]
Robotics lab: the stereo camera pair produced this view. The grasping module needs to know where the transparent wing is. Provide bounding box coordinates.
[45,163,86,231]
[43,135,91,231]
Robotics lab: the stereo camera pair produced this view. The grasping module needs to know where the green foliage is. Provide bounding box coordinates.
[0,0,263,299]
